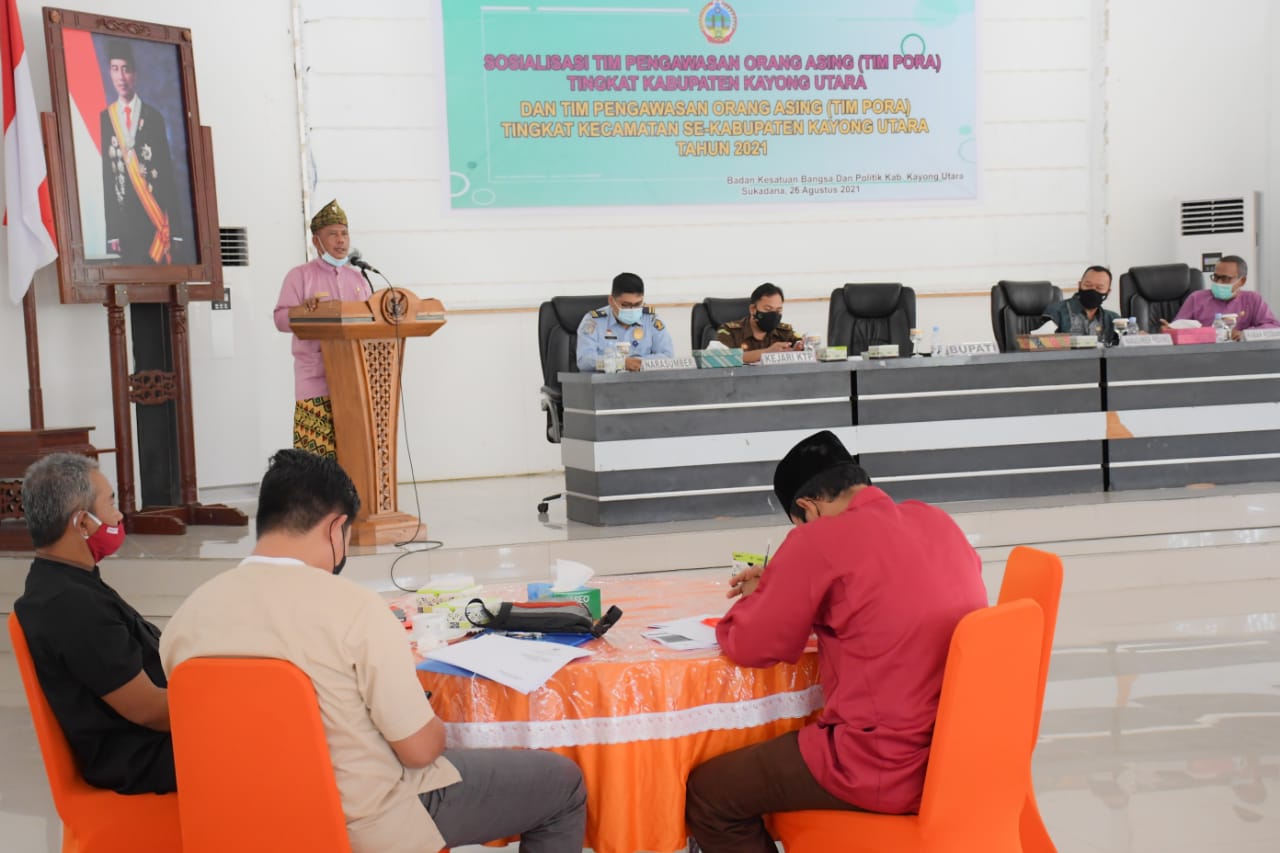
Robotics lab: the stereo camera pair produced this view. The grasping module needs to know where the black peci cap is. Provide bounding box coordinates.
[773,430,857,516]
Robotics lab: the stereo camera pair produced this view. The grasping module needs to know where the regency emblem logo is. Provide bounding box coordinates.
[699,1,737,44]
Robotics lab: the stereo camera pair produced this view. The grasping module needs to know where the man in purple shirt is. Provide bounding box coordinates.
[273,200,372,459]
[1166,256,1279,339]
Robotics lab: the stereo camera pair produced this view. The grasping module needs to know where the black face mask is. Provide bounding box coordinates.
[1078,289,1106,311]
[755,311,783,333]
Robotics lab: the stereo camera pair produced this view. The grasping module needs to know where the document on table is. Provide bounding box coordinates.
[644,615,721,651]
[424,633,594,694]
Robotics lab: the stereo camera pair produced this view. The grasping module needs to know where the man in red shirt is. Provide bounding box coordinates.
[685,431,988,852]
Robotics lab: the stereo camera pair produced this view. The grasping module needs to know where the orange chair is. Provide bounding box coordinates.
[998,545,1064,853]
[7,612,182,853]
[169,657,352,853]
[769,599,1044,853]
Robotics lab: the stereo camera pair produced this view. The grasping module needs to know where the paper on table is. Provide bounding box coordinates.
[1168,319,1201,329]
[1030,320,1058,335]
[644,614,721,651]
[424,633,593,694]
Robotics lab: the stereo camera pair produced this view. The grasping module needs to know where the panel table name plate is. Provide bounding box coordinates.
[639,357,698,372]
[1118,333,1173,347]
[289,289,446,544]
[1104,340,1280,490]
[759,350,817,366]
[1242,328,1280,342]
[938,341,1000,357]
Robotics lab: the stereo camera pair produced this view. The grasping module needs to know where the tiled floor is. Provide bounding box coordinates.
[2,475,1278,852]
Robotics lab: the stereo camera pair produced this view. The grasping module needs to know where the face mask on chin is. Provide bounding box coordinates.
[320,251,349,268]
[81,511,126,563]
[1078,289,1106,311]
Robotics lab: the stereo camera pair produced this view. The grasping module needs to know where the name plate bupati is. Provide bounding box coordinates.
[1118,333,1173,347]
[760,350,818,365]
[939,341,1000,357]
[1242,327,1280,342]
[639,357,698,372]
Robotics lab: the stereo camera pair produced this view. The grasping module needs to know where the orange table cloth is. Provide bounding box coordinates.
[416,574,821,853]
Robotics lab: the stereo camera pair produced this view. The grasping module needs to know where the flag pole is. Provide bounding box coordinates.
[22,283,43,429]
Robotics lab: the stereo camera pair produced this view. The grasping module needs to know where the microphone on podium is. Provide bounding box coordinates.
[348,249,381,275]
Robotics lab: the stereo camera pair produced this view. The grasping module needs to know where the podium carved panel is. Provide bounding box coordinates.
[361,339,398,515]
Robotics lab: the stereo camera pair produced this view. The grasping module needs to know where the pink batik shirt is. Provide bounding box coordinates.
[274,257,373,400]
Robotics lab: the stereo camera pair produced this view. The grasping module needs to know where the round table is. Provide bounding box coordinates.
[416,574,822,853]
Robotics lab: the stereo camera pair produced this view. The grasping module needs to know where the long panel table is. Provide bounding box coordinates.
[1104,340,1280,489]
[559,341,1280,525]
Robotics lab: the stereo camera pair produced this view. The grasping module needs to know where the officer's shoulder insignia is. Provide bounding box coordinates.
[582,319,596,335]
[653,318,665,331]
[644,305,657,315]
[721,320,742,330]
[590,308,608,318]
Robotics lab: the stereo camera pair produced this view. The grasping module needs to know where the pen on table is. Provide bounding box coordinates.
[761,542,772,571]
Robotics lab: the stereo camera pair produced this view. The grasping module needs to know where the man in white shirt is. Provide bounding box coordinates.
[161,450,586,853]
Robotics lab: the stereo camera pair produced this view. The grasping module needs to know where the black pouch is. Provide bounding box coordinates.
[465,599,623,637]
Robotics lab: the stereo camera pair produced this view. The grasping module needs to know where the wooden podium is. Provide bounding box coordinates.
[289,288,445,545]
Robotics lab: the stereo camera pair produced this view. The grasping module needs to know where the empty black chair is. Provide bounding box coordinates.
[536,294,607,514]
[827,283,917,355]
[1119,264,1205,332]
[990,281,1064,352]
[690,297,751,350]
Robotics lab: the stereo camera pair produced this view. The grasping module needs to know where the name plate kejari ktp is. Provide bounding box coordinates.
[760,350,818,366]
[639,357,698,372]
[1118,333,1174,347]
[1242,327,1280,342]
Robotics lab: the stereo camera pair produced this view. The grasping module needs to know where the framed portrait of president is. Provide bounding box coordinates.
[42,8,222,304]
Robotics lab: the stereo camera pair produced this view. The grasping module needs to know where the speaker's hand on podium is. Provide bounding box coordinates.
[304,292,332,312]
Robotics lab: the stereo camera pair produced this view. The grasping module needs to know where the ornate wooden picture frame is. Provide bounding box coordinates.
[42,8,222,304]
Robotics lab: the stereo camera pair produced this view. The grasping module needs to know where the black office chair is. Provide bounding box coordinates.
[689,297,751,350]
[536,294,608,515]
[826,283,917,355]
[990,281,1064,352]
[1119,264,1205,332]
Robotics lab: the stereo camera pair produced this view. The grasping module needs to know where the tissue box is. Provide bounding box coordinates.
[417,574,481,608]
[1016,333,1072,351]
[866,344,899,358]
[693,349,743,368]
[548,586,602,620]
[816,346,847,361]
[1168,326,1216,345]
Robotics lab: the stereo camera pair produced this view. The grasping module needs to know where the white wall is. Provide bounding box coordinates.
[1106,0,1275,307]
[12,0,1275,488]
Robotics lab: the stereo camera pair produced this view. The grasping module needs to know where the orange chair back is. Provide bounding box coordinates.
[168,657,351,853]
[997,546,1064,853]
[8,611,182,852]
[997,545,1063,738]
[915,599,1043,845]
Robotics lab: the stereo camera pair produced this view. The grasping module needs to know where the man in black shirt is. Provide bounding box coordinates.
[13,453,174,794]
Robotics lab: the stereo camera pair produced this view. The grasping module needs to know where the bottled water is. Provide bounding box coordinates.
[1212,313,1227,343]
[930,325,944,357]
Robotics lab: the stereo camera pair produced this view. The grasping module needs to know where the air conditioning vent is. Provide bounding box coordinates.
[1180,198,1245,235]
[219,227,249,267]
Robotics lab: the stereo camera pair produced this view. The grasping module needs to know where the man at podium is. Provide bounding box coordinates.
[273,200,372,459]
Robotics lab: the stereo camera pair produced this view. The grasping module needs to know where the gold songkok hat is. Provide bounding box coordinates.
[310,199,347,233]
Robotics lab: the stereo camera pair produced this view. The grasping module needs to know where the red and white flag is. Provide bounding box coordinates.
[1,0,57,304]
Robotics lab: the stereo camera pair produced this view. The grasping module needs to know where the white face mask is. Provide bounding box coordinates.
[320,252,349,267]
